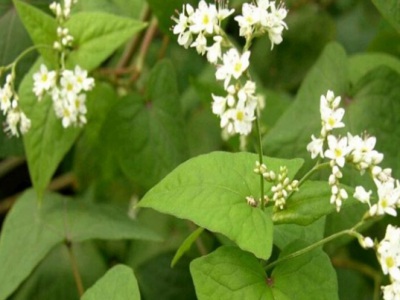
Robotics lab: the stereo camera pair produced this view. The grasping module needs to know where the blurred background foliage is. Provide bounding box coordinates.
[0,0,399,299]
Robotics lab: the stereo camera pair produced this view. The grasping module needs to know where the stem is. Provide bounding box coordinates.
[297,161,331,187]
[117,4,151,69]
[265,222,364,271]
[132,17,158,81]
[65,240,84,297]
[255,111,265,210]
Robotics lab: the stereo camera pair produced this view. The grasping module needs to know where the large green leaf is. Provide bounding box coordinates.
[140,151,304,259]
[13,0,57,66]
[102,60,189,190]
[270,241,339,300]
[74,0,145,19]
[66,12,146,71]
[190,244,338,300]
[81,265,141,300]
[0,189,160,300]
[262,42,348,171]
[372,0,400,34]
[20,59,81,199]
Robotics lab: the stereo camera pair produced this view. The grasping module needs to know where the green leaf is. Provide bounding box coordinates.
[171,227,205,268]
[81,265,140,300]
[102,60,188,190]
[346,66,400,178]
[270,241,339,300]
[20,59,79,199]
[13,0,58,66]
[12,242,107,300]
[135,251,197,300]
[190,244,338,300]
[140,151,304,259]
[372,0,400,34]
[272,181,358,226]
[0,189,160,300]
[262,42,348,171]
[348,53,400,85]
[65,12,146,71]
[190,246,273,300]
[74,0,146,19]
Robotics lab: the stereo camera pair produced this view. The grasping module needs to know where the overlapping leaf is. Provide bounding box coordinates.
[0,190,160,300]
[82,265,141,300]
[190,244,338,300]
[102,60,188,190]
[140,151,304,259]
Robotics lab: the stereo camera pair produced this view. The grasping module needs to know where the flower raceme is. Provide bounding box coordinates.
[172,0,289,137]
[32,64,94,128]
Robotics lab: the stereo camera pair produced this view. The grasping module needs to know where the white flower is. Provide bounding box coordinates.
[382,281,400,300]
[19,111,31,134]
[33,64,57,99]
[232,103,255,135]
[211,94,227,115]
[370,181,399,217]
[189,0,218,35]
[4,109,20,136]
[216,48,250,88]
[234,3,260,38]
[324,135,350,168]
[74,66,94,91]
[353,186,372,205]
[206,36,223,64]
[377,225,400,281]
[321,107,345,132]
[307,135,324,159]
[191,32,207,55]
[359,236,374,249]
[0,83,12,114]
[60,102,77,128]
[60,70,80,99]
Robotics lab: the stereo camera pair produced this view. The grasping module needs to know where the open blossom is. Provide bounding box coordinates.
[378,225,400,281]
[347,133,384,172]
[215,48,250,88]
[353,185,372,205]
[33,64,57,99]
[324,135,350,168]
[307,135,324,159]
[382,281,400,300]
[370,181,400,217]
[235,0,288,48]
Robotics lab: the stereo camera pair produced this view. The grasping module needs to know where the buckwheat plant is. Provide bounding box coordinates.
[305,90,400,299]
[170,2,400,299]
[0,0,94,137]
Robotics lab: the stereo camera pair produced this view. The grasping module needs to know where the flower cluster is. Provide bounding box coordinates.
[172,0,288,137]
[253,161,298,209]
[31,0,95,128]
[50,0,77,51]
[307,90,400,213]
[234,0,288,49]
[378,225,400,300]
[0,73,31,137]
[33,64,94,128]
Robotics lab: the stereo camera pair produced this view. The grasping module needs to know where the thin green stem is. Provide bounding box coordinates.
[265,222,364,271]
[297,161,331,187]
[65,240,84,297]
[255,111,265,210]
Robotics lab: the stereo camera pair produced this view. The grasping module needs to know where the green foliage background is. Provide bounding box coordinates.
[0,0,399,299]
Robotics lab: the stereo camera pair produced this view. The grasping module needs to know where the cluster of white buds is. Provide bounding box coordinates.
[32,64,94,128]
[253,161,298,209]
[50,0,77,51]
[172,0,287,137]
[306,90,400,213]
[234,0,288,49]
[0,73,31,137]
